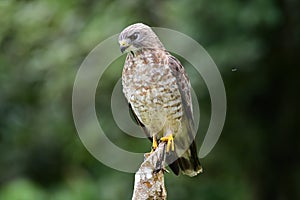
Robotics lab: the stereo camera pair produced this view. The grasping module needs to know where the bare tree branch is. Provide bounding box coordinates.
[132,143,167,200]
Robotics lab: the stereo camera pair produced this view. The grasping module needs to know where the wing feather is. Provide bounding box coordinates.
[166,53,202,176]
[128,103,152,141]
[167,54,195,140]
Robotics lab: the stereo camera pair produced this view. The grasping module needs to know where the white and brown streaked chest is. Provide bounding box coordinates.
[121,49,183,135]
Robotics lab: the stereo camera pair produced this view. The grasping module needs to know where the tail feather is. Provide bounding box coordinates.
[177,141,202,177]
[168,159,180,176]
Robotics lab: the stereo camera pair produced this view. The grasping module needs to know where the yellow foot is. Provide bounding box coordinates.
[160,134,175,152]
[150,136,158,153]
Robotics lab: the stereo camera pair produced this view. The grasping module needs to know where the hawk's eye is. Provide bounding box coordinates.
[129,32,139,41]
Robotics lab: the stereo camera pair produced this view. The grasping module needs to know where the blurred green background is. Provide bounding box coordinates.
[0,0,299,199]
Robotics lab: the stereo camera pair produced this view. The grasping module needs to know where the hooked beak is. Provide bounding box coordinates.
[119,39,129,53]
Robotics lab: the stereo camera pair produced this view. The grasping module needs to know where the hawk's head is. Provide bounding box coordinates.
[118,23,164,54]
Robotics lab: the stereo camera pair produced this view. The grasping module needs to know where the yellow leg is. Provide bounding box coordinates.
[160,134,175,152]
[152,136,158,150]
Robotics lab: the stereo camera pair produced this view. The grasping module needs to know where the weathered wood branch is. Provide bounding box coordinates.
[132,143,167,200]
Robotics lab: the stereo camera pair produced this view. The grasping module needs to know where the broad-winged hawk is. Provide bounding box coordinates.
[119,23,202,176]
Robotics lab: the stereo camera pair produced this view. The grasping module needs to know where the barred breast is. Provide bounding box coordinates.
[122,49,183,137]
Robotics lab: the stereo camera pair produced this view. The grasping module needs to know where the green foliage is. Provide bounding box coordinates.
[0,0,299,199]
[0,179,46,200]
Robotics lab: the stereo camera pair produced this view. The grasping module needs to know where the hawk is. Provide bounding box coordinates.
[119,23,202,176]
